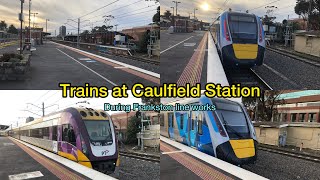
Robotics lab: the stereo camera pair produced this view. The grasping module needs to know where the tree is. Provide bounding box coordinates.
[0,21,7,30]
[137,30,150,53]
[153,6,160,25]
[81,30,90,36]
[262,15,276,26]
[126,116,141,144]
[163,10,172,19]
[7,24,18,34]
[244,91,285,122]
[259,91,285,122]
[295,0,320,30]
[282,19,288,26]
[91,25,113,33]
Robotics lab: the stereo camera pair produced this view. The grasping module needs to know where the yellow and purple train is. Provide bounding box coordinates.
[8,107,119,174]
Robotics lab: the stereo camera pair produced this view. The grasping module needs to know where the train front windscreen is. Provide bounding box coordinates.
[84,120,113,146]
[228,14,257,43]
[214,101,251,139]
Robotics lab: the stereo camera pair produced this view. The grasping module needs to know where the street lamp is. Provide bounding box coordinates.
[19,0,25,55]
[172,1,181,16]
[31,12,38,29]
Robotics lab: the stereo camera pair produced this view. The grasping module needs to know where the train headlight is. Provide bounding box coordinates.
[224,19,231,41]
[259,22,263,42]
[82,140,88,155]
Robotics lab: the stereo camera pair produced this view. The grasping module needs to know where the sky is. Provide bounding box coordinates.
[0,90,142,128]
[161,0,299,23]
[0,0,159,35]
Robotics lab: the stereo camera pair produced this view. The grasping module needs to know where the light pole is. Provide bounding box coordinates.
[19,0,24,55]
[31,12,38,29]
[46,19,49,33]
[28,0,31,43]
[67,18,80,48]
[172,1,181,16]
[194,8,198,30]
[170,6,175,17]
[194,8,198,20]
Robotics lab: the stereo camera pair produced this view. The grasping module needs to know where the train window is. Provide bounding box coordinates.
[160,114,164,127]
[198,113,203,135]
[43,127,50,139]
[52,126,57,141]
[180,114,183,129]
[39,128,43,138]
[168,112,174,128]
[62,124,76,146]
[62,124,69,142]
[191,113,195,130]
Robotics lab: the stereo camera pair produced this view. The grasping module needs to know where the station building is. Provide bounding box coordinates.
[275,90,320,123]
[253,90,320,150]
[254,122,320,150]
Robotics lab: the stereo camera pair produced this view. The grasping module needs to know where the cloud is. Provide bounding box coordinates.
[161,0,298,22]
[0,0,159,34]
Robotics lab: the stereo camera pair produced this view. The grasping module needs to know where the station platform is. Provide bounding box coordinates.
[160,136,267,180]
[0,136,115,180]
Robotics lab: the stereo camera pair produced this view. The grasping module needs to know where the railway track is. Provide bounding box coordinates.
[119,150,160,163]
[52,41,159,65]
[224,67,273,90]
[258,146,320,163]
[98,52,160,66]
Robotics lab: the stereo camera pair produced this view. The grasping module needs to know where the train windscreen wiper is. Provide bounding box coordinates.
[220,113,244,139]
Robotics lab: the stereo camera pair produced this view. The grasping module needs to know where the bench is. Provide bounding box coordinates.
[17,47,36,55]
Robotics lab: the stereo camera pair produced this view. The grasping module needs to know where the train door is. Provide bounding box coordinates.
[60,124,78,161]
[168,112,174,139]
[189,111,199,147]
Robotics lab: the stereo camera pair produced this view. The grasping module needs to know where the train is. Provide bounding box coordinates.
[209,11,265,68]
[160,96,258,166]
[7,107,119,174]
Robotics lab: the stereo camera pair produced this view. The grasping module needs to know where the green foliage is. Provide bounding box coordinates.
[0,21,7,30]
[126,116,141,144]
[7,25,18,34]
[294,0,310,20]
[0,53,23,62]
[137,31,150,53]
[153,6,160,25]
[295,0,320,30]
[248,91,285,121]
[163,10,172,19]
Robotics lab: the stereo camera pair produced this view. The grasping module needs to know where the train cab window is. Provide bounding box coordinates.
[198,113,203,135]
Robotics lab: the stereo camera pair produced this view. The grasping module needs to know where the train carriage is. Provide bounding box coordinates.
[161,96,258,166]
[9,107,119,174]
[209,11,265,68]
